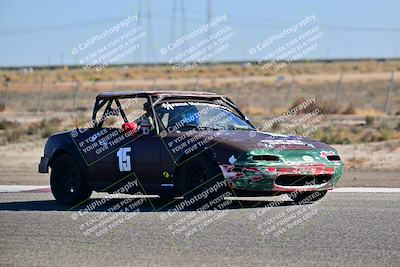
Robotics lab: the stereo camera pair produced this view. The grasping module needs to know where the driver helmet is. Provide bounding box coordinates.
[140,117,152,135]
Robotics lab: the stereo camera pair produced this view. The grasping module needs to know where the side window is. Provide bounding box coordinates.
[161,112,169,128]
[95,98,149,128]
[119,98,148,124]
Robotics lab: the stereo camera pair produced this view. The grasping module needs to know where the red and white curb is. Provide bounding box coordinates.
[0,185,399,193]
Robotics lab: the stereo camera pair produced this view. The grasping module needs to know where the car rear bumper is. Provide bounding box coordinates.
[38,157,49,173]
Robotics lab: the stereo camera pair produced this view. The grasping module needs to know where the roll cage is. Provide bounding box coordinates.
[92,91,255,134]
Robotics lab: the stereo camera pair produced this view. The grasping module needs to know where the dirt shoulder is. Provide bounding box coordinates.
[333,140,400,172]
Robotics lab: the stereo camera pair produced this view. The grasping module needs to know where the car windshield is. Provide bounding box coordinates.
[155,101,254,132]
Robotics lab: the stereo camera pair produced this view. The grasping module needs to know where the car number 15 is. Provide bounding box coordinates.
[117,147,131,172]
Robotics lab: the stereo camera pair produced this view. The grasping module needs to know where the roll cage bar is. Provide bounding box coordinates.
[92,93,255,133]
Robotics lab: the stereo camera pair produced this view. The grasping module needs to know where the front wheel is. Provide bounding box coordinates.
[179,155,230,209]
[50,154,92,205]
[288,190,327,204]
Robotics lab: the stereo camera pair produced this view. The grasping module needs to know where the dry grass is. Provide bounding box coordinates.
[2,60,400,83]
[0,117,68,145]
[0,60,399,145]
[353,108,386,116]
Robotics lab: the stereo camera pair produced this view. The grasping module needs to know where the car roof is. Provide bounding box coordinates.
[96,90,224,100]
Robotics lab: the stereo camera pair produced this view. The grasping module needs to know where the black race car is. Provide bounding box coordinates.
[39,91,344,206]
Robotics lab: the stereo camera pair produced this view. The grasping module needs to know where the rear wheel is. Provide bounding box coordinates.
[288,190,327,204]
[179,155,230,209]
[50,154,92,205]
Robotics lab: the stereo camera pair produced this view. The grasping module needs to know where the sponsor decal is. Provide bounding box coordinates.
[306,143,315,148]
[161,101,226,110]
[320,151,335,158]
[302,155,314,162]
[228,155,237,164]
[260,131,288,137]
[161,183,174,187]
[260,139,307,147]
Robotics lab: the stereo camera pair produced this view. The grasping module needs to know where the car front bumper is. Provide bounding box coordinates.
[219,163,344,192]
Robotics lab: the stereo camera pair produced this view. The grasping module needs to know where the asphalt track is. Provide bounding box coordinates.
[0,191,399,266]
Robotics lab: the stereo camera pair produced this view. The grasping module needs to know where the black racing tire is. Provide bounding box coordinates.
[178,154,230,209]
[50,154,92,206]
[288,190,327,204]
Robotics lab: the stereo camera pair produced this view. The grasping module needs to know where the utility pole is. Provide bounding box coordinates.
[137,0,143,64]
[180,0,185,35]
[207,0,212,65]
[170,0,177,44]
[207,0,212,26]
[207,1,212,39]
[146,0,155,64]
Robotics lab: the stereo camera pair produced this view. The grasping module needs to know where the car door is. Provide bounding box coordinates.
[83,128,161,193]
[80,127,135,191]
[129,132,161,193]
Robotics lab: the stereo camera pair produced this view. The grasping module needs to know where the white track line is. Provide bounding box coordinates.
[0,185,49,193]
[332,187,400,193]
[0,185,399,193]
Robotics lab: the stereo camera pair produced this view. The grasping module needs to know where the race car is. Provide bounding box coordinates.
[38,90,344,206]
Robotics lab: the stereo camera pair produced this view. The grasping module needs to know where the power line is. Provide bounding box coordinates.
[3,10,400,37]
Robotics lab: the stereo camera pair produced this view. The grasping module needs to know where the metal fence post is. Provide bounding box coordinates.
[335,72,343,107]
[237,72,246,106]
[384,71,394,114]
[72,80,79,112]
[36,76,44,113]
[3,80,9,110]
[285,75,295,106]
[151,78,157,90]
[194,75,200,90]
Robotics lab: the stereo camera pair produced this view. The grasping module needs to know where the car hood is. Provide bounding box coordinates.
[212,130,334,152]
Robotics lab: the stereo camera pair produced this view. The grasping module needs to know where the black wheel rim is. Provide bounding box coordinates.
[185,161,208,190]
[54,161,78,196]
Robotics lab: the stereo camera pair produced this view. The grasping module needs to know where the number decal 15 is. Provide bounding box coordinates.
[117,147,132,172]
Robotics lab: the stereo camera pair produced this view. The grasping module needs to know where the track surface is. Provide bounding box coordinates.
[0,192,399,266]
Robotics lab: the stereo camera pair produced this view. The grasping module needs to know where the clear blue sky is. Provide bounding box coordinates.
[0,0,399,67]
